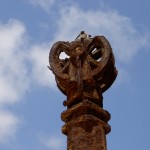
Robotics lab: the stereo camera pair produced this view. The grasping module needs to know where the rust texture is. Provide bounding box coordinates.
[49,32,118,150]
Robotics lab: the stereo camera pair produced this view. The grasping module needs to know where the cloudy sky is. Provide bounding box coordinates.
[0,0,150,150]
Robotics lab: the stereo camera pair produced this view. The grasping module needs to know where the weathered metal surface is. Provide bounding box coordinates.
[49,35,117,107]
[49,32,117,150]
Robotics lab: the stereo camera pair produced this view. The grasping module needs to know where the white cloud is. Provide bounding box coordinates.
[39,135,65,150]
[0,19,25,51]
[0,19,29,105]
[0,19,56,143]
[0,19,29,143]
[0,18,56,107]
[29,43,56,88]
[0,110,20,143]
[29,0,55,12]
[54,5,149,63]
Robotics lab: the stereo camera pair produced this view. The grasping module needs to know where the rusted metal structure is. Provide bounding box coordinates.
[49,32,118,150]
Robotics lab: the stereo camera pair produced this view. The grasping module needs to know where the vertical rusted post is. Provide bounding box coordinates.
[49,32,117,150]
[61,100,111,150]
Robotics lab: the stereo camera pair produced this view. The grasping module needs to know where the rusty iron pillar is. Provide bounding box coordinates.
[49,33,118,150]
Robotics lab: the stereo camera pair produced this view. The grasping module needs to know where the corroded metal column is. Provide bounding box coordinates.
[49,32,117,150]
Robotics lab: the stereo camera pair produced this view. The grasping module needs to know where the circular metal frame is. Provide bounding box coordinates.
[49,36,117,94]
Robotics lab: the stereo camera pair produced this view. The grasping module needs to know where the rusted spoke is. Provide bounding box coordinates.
[88,55,100,67]
[61,60,70,73]
[60,42,70,56]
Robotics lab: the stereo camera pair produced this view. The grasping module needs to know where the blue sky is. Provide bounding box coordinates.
[0,0,150,150]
